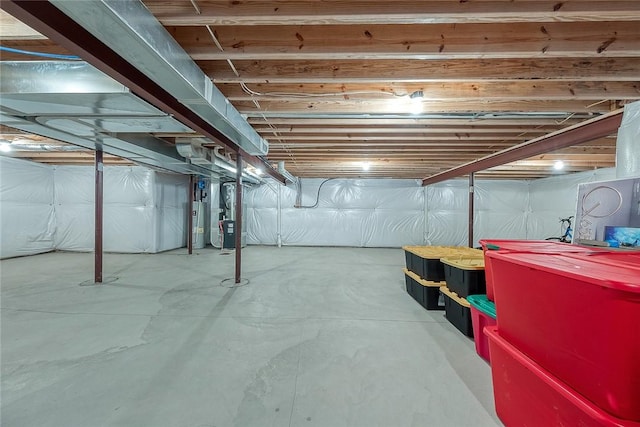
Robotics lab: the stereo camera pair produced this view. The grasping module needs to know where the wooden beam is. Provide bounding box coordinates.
[219,81,640,102]
[175,22,640,60]
[254,126,555,134]
[267,141,616,151]
[203,58,640,83]
[234,99,614,114]
[266,135,533,141]
[145,1,640,26]
[247,117,587,127]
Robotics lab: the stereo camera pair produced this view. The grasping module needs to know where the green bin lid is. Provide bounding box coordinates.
[467,294,497,319]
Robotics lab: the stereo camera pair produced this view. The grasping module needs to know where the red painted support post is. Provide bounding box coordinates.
[468,172,475,248]
[95,149,103,283]
[235,155,243,283]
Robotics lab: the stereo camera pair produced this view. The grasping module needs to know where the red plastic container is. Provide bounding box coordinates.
[479,239,600,301]
[468,295,497,363]
[485,326,640,427]
[487,250,640,421]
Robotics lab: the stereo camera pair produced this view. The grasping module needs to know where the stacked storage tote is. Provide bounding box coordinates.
[482,240,640,426]
[402,246,483,312]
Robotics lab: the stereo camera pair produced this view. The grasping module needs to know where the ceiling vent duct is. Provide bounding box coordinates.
[277,161,298,184]
[0,61,243,180]
[48,0,268,156]
[175,138,213,166]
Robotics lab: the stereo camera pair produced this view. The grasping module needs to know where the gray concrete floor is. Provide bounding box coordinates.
[1,246,501,427]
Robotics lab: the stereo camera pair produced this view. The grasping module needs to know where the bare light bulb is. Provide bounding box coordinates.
[554,160,565,170]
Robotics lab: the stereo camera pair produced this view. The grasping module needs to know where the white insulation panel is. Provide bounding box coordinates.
[0,157,56,258]
[246,170,617,247]
[0,155,621,257]
[617,101,640,179]
[0,158,188,259]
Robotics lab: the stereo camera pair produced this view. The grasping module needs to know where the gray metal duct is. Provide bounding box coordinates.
[48,0,268,156]
[0,61,242,178]
[277,161,298,184]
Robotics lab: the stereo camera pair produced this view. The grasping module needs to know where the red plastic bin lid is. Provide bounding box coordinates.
[562,251,640,270]
[480,239,598,253]
[486,251,640,293]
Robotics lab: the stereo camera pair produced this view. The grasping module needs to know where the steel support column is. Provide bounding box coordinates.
[188,175,194,255]
[468,172,475,248]
[235,155,243,283]
[94,149,103,283]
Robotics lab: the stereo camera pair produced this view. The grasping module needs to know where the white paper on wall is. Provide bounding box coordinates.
[0,157,55,258]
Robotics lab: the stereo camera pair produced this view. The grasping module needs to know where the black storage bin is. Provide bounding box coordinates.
[440,286,473,337]
[404,249,414,273]
[404,269,445,311]
[404,273,414,295]
[417,257,446,282]
[422,285,445,310]
[441,258,486,298]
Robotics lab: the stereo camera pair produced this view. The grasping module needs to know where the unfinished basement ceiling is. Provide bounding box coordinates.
[1,1,640,180]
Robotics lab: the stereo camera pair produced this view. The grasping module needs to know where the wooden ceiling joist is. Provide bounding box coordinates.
[234,100,616,114]
[204,57,640,83]
[3,1,637,180]
[174,22,640,60]
[146,1,640,26]
[219,81,640,102]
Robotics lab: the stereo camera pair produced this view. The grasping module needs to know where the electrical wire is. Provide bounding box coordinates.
[0,45,81,60]
[297,178,337,208]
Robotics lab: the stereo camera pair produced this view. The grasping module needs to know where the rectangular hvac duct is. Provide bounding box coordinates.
[48,0,268,156]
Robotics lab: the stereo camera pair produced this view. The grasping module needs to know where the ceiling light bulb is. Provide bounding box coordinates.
[0,142,12,153]
[408,90,424,115]
[409,101,423,115]
[255,168,263,176]
[362,162,370,171]
[554,160,565,170]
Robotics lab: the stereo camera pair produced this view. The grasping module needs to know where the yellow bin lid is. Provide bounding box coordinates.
[440,257,485,270]
[440,286,471,308]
